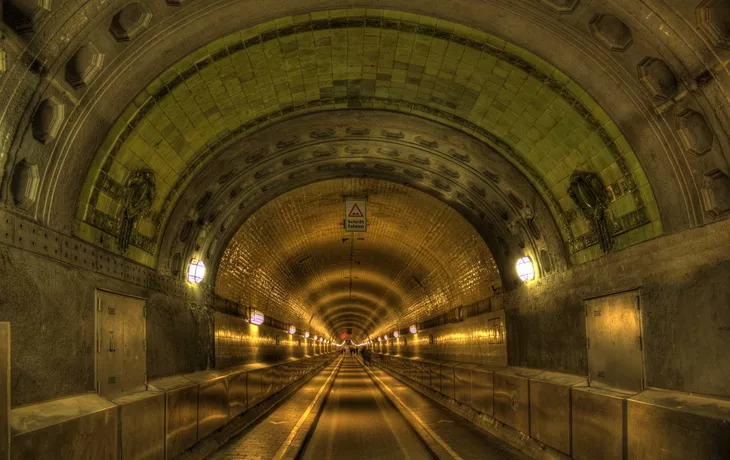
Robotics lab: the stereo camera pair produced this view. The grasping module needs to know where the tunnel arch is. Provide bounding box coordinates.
[38,7,670,275]
[214,177,503,341]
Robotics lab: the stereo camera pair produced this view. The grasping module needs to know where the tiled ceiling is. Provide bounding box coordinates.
[216,178,501,341]
[76,9,660,268]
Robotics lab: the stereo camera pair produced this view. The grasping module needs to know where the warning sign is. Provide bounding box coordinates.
[348,203,364,218]
[344,198,367,232]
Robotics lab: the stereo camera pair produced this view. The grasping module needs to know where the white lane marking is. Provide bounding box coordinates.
[273,357,343,459]
[365,365,464,460]
[270,421,286,425]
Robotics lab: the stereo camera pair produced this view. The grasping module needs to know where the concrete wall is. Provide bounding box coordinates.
[506,218,730,397]
[0,242,214,406]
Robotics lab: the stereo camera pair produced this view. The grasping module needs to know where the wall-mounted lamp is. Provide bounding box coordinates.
[409,325,418,334]
[304,332,310,338]
[516,256,535,281]
[288,325,296,335]
[393,331,399,338]
[187,259,206,283]
[249,309,264,325]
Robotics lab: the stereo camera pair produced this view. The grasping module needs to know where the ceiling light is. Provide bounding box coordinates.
[409,325,418,334]
[288,326,296,334]
[393,331,399,338]
[304,332,310,338]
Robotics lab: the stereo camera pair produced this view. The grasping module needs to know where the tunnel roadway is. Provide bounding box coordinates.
[207,355,527,460]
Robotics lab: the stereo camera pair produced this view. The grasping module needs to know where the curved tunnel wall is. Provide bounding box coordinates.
[0,0,727,428]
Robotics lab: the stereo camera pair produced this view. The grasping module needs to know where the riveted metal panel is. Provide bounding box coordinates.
[494,369,539,434]
[585,290,644,392]
[10,394,117,460]
[111,390,165,460]
[440,362,459,399]
[471,366,495,416]
[454,363,478,406]
[627,389,730,460]
[529,372,585,455]
[149,376,198,460]
[571,386,629,460]
[0,212,13,246]
[0,323,9,460]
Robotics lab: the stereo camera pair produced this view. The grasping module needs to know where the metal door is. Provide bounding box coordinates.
[122,295,147,393]
[97,292,123,396]
[584,290,645,392]
[96,290,146,397]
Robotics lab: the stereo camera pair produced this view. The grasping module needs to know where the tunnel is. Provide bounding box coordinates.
[1,0,730,459]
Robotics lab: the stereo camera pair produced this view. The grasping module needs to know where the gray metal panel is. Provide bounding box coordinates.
[227,371,247,418]
[529,372,585,456]
[423,360,444,393]
[585,290,644,392]
[197,377,229,440]
[122,296,147,395]
[571,386,628,460]
[97,291,147,397]
[0,323,8,460]
[493,371,530,433]
[454,363,478,406]
[111,390,165,460]
[628,389,730,460]
[262,367,275,397]
[439,362,459,399]
[470,367,495,416]
[10,394,118,460]
[97,292,123,396]
[164,384,199,459]
[247,370,263,407]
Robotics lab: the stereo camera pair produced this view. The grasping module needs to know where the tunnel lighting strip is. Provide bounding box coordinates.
[273,356,344,459]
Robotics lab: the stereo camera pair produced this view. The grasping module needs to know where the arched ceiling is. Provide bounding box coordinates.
[215,178,501,341]
[4,1,728,297]
[71,9,661,269]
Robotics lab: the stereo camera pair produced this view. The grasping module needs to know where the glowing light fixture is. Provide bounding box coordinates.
[314,335,318,340]
[409,325,418,334]
[393,331,399,338]
[383,335,388,340]
[304,332,310,338]
[378,337,382,342]
[516,256,535,281]
[288,326,296,335]
[249,309,264,325]
[187,259,206,283]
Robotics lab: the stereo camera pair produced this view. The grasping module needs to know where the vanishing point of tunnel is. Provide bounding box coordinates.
[0,1,730,459]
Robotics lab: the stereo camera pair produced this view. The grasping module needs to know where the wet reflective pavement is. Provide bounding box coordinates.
[299,357,432,460]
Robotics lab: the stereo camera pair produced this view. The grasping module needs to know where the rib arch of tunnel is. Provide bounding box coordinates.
[1,1,730,459]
